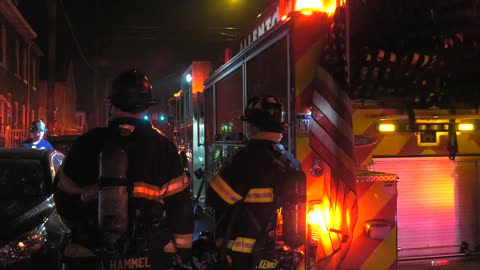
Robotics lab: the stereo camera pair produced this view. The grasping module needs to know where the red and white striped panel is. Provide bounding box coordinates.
[308,67,358,269]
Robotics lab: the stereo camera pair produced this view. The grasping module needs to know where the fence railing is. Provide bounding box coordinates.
[61,128,82,135]
[3,128,82,148]
[5,129,29,148]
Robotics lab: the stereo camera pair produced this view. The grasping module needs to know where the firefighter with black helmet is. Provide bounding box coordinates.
[206,94,305,269]
[21,120,53,150]
[54,69,195,270]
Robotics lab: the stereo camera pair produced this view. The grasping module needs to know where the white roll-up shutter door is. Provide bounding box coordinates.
[373,156,479,258]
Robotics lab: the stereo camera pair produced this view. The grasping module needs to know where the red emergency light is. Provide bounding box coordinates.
[294,0,340,16]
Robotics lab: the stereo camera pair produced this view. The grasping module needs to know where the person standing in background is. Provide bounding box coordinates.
[21,120,53,150]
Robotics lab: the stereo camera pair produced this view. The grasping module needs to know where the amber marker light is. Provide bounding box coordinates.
[378,123,395,132]
[458,123,474,131]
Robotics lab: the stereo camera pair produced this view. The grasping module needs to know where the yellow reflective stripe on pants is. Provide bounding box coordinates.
[230,237,256,253]
[244,188,274,203]
[163,241,176,253]
[174,233,193,249]
[208,174,243,205]
[163,233,194,254]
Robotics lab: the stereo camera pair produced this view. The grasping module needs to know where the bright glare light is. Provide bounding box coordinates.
[378,123,395,132]
[307,205,324,225]
[295,0,337,15]
[458,123,474,131]
[174,90,184,98]
[185,74,192,83]
[17,242,26,249]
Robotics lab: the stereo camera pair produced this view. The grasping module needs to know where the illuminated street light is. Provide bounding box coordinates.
[173,90,184,98]
[185,74,192,83]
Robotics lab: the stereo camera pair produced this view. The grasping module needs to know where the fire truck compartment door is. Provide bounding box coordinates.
[373,156,479,258]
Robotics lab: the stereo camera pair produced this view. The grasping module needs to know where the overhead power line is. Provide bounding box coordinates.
[59,0,93,70]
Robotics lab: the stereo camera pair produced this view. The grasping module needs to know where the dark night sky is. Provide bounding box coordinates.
[20,0,480,114]
[63,0,271,73]
[19,0,271,109]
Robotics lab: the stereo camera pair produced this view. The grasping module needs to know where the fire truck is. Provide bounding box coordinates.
[173,0,480,269]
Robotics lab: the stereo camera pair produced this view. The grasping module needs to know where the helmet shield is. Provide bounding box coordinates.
[108,69,157,113]
[241,95,286,132]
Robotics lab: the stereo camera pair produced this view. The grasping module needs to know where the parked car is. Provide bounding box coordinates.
[48,135,80,156]
[0,148,70,270]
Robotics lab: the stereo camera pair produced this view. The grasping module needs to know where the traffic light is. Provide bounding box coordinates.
[143,114,150,121]
[221,122,233,134]
[158,113,167,123]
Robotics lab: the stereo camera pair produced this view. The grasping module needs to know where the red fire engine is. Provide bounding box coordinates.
[173,0,480,269]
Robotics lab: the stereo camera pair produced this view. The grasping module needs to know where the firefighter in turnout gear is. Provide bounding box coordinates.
[54,69,195,270]
[206,95,305,270]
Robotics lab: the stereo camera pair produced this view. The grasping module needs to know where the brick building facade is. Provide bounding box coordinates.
[0,1,42,147]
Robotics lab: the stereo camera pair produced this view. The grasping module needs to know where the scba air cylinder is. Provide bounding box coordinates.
[98,142,129,248]
[279,169,307,249]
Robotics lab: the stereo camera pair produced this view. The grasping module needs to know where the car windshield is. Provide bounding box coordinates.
[0,159,45,198]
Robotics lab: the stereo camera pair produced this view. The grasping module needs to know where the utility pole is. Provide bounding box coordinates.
[47,0,56,133]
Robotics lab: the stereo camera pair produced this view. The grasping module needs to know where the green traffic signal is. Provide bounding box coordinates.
[159,114,167,122]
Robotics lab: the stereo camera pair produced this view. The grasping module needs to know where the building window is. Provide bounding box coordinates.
[0,25,5,66]
[15,40,20,76]
[22,104,26,129]
[22,46,27,81]
[14,101,18,129]
[0,97,5,136]
[32,57,36,90]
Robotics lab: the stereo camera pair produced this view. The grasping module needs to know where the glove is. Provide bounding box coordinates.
[192,237,217,270]
[169,253,194,270]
